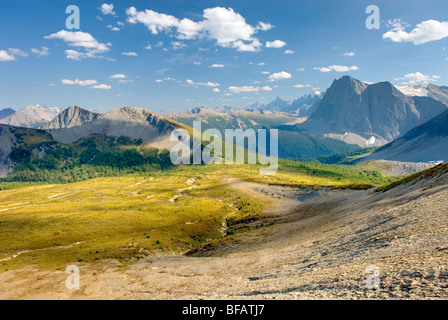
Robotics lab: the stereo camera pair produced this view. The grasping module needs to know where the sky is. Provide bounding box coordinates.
[1,0,448,114]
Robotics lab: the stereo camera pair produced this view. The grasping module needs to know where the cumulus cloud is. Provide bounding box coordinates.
[92,84,112,89]
[268,71,292,81]
[0,48,28,61]
[294,84,311,88]
[171,41,186,50]
[0,50,16,61]
[107,25,120,31]
[383,19,448,45]
[284,50,294,54]
[265,40,286,48]
[314,65,359,72]
[8,48,28,57]
[122,51,138,56]
[257,22,273,31]
[61,79,98,86]
[100,4,115,15]
[44,30,110,60]
[155,77,181,83]
[213,88,220,92]
[31,46,50,56]
[342,51,355,56]
[210,63,224,68]
[126,6,269,52]
[394,72,440,85]
[109,74,127,79]
[186,79,220,87]
[228,85,272,93]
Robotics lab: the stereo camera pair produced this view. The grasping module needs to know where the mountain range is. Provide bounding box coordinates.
[1,76,448,178]
[0,105,60,128]
[248,91,324,115]
[297,76,448,147]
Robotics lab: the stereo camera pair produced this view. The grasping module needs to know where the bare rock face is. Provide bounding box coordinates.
[364,109,448,163]
[41,106,104,130]
[43,106,179,150]
[300,76,448,147]
[397,83,448,105]
[0,108,43,128]
[20,105,60,123]
[0,125,16,177]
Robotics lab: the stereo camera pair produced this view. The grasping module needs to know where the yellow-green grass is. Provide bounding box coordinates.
[215,162,394,189]
[0,162,392,271]
[0,170,265,271]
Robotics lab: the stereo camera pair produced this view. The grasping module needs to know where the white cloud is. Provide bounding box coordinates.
[297,68,305,72]
[294,84,311,88]
[260,86,272,91]
[144,43,152,50]
[100,4,115,15]
[257,22,273,31]
[31,46,50,56]
[107,25,120,31]
[213,88,220,92]
[228,85,272,93]
[186,79,220,87]
[284,50,294,54]
[268,71,292,81]
[126,7,180,34]
[383,19,448,45]
[394,72,440,85]
[314,65,358,72]
[0,50,16,61]
[155,77,181,83]
[61,78,98,86]
[92,84,112,89]
[8,48,28,57]
[44,30,110,60]
[265,40,286,48]
[261,71,270,74]
[126,6,269,52]
[109,74,127,79]
[122,51,138,56]
[342,51,355,56]
[119,79,134,83]
[210,63,224,68]
[117,21,125,26]
[171,41,186,50]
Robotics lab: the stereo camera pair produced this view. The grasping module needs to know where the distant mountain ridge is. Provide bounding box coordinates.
[248,91,324,115]
[363,109,448,163]
[0,105,61,128]
[43,106,182,151]
[298,76,448,147]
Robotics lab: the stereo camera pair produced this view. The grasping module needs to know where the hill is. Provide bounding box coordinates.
[362,109,448,163]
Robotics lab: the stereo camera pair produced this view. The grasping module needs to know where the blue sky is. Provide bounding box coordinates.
[1,0,448,113]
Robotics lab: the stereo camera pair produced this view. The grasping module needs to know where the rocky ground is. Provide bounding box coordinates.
[1,167,447,300]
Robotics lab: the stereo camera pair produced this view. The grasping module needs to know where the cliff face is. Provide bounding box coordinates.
[300,76,448,146]
[41,106,104,130]
[43,106,180,150]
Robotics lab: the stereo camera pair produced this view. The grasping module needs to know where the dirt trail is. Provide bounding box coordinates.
[169,177,198,203]
[1,176,448,300]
